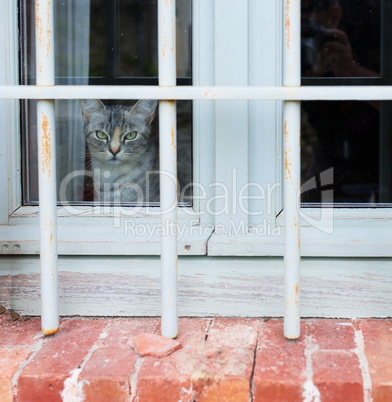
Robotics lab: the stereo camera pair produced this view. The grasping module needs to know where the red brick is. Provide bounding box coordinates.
[17,319,108,402]
[312,351,363,402]
[206,318,259,350]
[79,347,136,402]
[0,318,41,347]
[305,320,356,350]
[253,320,306,402]
[191,318,259,402]
[359,319,392,402]
[136,318,210,402]
[0,379,12,402]
[130,333,182,358]
[98,318,160,348]
[0,348,33,402]
[192,348,255,401]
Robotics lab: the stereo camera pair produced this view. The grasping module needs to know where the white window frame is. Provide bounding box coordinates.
[1,0,392,259]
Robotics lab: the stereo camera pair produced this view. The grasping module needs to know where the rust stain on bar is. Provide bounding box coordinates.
[171,124,176,148]
[42,326,59,336]
[285,0,291,50]
[171,24,176,54]
[41,112,52,176]
[49,220,54,254]
[284,121,292,179]
[35,0,53,68]
[161,36,168,62]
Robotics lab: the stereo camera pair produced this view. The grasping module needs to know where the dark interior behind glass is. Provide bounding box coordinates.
[301,0,392,206]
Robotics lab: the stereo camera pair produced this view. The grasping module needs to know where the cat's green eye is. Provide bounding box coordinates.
[96,131,108,140]
[125,131,138,141]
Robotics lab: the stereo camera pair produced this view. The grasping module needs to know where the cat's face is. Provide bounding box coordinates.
[80,99,158,166]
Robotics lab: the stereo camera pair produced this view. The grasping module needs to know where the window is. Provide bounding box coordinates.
[20,0,192,206]
[0,0,390,258]
[301,0,392,206]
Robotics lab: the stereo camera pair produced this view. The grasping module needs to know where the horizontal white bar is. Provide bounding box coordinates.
[0,85,391,100]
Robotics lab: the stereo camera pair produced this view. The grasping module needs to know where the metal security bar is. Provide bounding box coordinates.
[283,0,301,339]
[1,85,390,100]
[35,0,59,335]
[158,0,178,339]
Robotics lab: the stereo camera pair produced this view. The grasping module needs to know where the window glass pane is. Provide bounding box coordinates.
[21,0,192,206]
[301,0,392,205]
[301,0,380,79]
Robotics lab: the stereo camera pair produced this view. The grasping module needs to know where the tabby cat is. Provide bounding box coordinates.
[80,99,159,204]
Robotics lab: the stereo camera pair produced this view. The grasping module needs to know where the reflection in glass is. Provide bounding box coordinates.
[301,0,380,78]
[21,0,192,205]
[301,0,392,205]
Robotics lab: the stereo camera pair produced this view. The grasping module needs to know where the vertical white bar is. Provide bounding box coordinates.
[158,0,178,338]
[158,0,176,87]
[283,0,301,339]
[36,0,59,335]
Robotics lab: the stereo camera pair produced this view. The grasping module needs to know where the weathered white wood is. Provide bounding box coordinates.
[192,0,215,226]
[1,256,391,318]
[208,224,392,257]
[0,224,210,256]
[4,206,392,257]
[214,0,249,233]
[2,206,208,255]
[208,208,392,256]
[9,206,198,223]
[248,0,283,226]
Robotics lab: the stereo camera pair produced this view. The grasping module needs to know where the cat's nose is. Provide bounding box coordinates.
[110,148,120,156]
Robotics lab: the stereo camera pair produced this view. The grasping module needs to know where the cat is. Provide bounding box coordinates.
[80,99,160,204]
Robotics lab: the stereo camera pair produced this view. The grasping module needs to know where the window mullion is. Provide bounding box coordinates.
[214,0,249,233]
[0,0,19,224]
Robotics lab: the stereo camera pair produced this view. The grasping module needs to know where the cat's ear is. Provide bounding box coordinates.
[127,100,158,126]
[80,99,106,124]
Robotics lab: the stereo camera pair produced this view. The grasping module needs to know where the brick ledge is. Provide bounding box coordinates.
[0,314,391,401]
